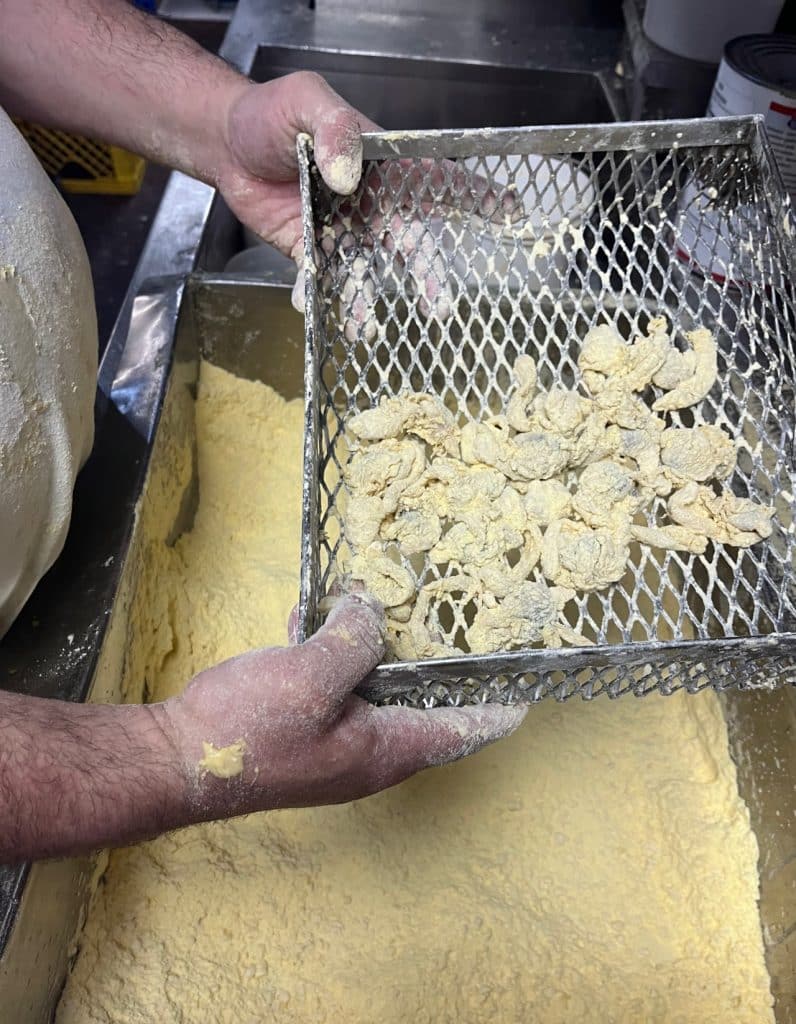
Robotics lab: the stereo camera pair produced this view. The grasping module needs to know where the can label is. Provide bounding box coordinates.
[709,58,796,197]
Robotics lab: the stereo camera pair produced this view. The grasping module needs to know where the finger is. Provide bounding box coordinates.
[365,702,528,790]
[407,159,521,224]
[292,592,386,707]
[287,605,300,645]
[339,253,379,341]
[286,72,379,195]
[380,216,453,323]
[291,254,305,314]
[357,158,519,226]
[314,109,364,195]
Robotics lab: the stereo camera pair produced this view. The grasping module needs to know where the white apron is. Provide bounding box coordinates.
[0,109,96,637]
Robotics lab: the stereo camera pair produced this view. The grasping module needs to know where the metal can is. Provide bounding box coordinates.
[708,34,796,197]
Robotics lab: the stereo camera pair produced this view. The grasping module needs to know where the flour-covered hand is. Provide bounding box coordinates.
[217,71,377,263]
[158,593,526,818]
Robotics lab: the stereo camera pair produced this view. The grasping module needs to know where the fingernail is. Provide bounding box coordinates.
[327,589,384,622]
[322,591,387,653]
[435,703,528,765]
[291,262,305,313]
[480,703,528,737]
[480,192,498,217]
[317,114,363,195]
[325,153,361,195]
[286,605,300,644]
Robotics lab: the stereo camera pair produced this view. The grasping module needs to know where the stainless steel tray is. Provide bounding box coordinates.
[0,278,792,1021]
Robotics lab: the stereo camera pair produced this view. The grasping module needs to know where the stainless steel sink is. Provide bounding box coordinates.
[251,45,619,129]
[211,43,620,278]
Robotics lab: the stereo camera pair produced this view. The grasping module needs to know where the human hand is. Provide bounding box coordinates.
[217,72,519,330]
[218,71,377,264]
[159,593,526,819]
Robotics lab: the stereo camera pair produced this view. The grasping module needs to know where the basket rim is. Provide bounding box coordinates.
[296,119,796,702]
[357,115,763,159]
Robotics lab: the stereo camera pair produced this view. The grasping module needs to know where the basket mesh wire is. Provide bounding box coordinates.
[297,118,796,706]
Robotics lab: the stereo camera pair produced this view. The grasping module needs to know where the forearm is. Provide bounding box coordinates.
[0,0,248,183]
[0,690,188,863]
[0,596,528,861]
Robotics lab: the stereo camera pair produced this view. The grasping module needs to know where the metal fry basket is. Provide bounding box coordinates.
[297,117,796,706]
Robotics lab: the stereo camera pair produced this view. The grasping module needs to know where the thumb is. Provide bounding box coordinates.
[286,604,300,644]
[313,106,364,195]
[290,592,386,709]
[358,702,529,793]
[285,72,379,195]
[380,702,528,768]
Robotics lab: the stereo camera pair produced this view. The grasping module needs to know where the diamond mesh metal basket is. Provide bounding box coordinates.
[297,116,796,706]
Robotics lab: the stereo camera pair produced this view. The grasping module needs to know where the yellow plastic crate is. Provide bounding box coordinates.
[15,120,146,195]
